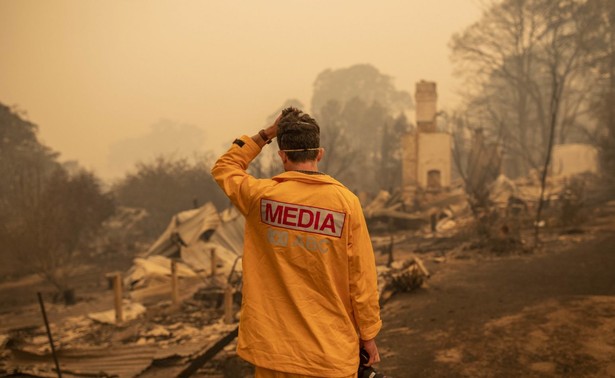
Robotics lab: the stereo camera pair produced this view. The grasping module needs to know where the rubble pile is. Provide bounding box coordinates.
[377,257,430,304]
[0,203,245,377]
[388,258,430,292]
[0,297,236,377]
[364,190,426,230]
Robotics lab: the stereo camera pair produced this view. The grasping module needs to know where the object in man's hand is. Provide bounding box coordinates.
[358,348,389,378]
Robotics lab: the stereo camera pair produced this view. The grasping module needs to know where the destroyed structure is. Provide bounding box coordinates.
[126,203,245,305]
[364,78,602,244]
[0,204,246,377]
[401,81,452,206]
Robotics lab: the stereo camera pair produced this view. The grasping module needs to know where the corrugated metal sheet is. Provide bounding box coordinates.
[5,323,238,378]
[145,203,220,258]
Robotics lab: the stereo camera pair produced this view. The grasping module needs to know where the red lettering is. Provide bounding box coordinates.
[282,206,298,226]
[298,208,314,228]
[319,213,336,233]
[314,211,321,230]
[265,203,283,223]
[262,199,345,238]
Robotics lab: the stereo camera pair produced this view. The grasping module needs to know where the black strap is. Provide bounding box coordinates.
[294,170,325,175]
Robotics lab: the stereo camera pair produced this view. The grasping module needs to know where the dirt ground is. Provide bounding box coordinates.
[376,232,615,377]
[203,207,615,378]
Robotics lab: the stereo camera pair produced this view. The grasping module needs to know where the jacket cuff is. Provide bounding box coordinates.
[237,135,262,158]
[360,319,382,341]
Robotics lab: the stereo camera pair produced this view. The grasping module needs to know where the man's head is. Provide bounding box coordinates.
[276,107,322,165]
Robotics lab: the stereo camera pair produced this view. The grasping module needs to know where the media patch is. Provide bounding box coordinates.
[260,199,346,238]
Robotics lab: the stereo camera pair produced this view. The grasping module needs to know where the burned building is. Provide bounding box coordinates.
[401,81,452,206]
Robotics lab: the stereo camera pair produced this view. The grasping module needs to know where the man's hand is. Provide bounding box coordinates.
[361,338,381,366]
[252,113,282,147]
[264,113,283,140]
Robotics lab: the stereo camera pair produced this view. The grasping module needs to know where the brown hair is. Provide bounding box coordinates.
[277,107,320,162]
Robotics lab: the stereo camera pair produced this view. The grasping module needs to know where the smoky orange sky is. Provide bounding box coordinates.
[0,0,481,181]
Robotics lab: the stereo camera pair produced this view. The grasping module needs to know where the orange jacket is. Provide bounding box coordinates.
[212,135,381,377]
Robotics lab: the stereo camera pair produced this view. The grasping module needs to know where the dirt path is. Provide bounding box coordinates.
[377,234,615,377]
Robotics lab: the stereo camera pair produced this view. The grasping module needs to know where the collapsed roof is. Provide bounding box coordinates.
[125,203,245,301]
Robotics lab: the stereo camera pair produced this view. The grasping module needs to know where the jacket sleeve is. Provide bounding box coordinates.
[211,135,262,215]
[348,195,382,340]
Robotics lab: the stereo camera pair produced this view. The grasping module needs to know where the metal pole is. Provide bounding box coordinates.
[37,292,62,378]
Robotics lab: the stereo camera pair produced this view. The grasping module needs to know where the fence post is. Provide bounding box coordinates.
[113,272,123,324]
[224,285,234,324]
[171,259,179,305]
[210,248,216,278]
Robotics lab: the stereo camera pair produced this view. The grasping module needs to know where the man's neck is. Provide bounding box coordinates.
[285,161,319,172]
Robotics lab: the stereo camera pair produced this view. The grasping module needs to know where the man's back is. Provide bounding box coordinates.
[211,108,381,377]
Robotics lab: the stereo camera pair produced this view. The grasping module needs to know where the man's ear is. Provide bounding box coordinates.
[278,150,288,164]
[316,148,325,162]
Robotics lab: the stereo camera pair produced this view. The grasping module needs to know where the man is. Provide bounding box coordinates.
[212,107,381,378]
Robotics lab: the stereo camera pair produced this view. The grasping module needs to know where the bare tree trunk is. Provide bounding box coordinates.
[534,66,564,246]
[533,110,557,245]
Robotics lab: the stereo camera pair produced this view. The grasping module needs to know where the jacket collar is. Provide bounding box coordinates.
[271,171,346,187]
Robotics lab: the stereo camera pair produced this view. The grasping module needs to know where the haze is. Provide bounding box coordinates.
[0,0,481,180]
